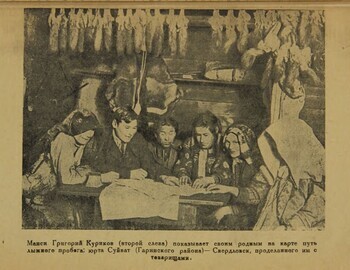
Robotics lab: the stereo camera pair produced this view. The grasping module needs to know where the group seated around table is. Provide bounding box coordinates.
[22,107,325,231]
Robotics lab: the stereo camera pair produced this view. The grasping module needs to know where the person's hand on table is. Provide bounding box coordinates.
[130,168,148,180]
[160,175,180,186]
[192,177,215,189]
[179,175,192,186]
[206,184,239,196]
[101,171,120,183]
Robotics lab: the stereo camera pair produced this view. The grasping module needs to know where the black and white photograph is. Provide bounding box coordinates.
[22,8,325,231]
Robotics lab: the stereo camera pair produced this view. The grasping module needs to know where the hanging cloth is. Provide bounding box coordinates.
[68,9,79,52]
[236,10,251,54]
[248,10,265,49]
[125,9,135,55]
[84,9,95,51]
[48,8,61,53]
[132,9,147,54]
[298,10,311,49]
[102,9,113,52]
[166,9,178,57]
[58,8,68,53]
[263,10,278,36]
[145,9,156,54]
[152,9,165,57]
[309,11,325,73]
[208,10,224,49]
[145,9,165,56]
[177,9,189,58]
[254,119,325,231]
[224,10,237,54]
[93,9,103,52]
[77,9,85,53]
[115,9,126,57]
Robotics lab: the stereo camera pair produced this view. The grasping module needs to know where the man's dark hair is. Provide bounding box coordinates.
[192,111,222,135]
[113,106,138,125]
[154,117,179,134]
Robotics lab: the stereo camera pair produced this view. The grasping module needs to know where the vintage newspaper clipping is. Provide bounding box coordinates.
[0,1,350,269]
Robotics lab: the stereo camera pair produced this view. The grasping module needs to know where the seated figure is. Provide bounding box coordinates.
[253,118,325,231]
[148,117,182,186]
[206,123,270,230]
[173,111,232,188]
[95,106,154,181]
[50,110,101,185]
[208,119,325,231]
[22,109,117,228]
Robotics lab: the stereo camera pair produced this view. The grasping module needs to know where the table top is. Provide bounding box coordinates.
[56,184,231,207]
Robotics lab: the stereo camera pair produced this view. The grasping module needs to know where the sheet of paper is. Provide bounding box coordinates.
[99,181,179,220]
[114,179,210,198]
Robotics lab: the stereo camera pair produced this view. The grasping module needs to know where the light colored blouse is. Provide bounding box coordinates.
[50,133,91,185]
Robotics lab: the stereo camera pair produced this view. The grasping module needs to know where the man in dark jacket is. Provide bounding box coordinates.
[96,106,154,180]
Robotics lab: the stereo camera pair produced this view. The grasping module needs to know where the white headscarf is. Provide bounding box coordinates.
[258,118,325,187]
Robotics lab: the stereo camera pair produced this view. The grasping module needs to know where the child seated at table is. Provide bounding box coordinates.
[148,117,182,186]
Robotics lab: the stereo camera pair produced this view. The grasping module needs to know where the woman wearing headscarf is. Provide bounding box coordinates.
[50,109,121,185]
[23,109,101,196]
[253,118,325,231]
[207,123,270,230]
[50,109,102,185]
[22,109,119,228]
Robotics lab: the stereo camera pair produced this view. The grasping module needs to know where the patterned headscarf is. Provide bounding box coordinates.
[223,124,257,165]
[35,109,98,156]
[44,109,100,141]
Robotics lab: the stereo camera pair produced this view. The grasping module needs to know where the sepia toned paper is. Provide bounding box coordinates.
[0,2,350,269]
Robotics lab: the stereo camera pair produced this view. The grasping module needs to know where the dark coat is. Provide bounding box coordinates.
[147,140,181,181]
[96,132,154,179]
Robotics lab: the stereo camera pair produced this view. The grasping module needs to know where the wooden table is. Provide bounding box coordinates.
[56,184,231,230]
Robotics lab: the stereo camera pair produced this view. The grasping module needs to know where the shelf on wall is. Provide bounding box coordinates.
[173,74,260,87]
[71,67,260,88]
[70,56,262,88]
